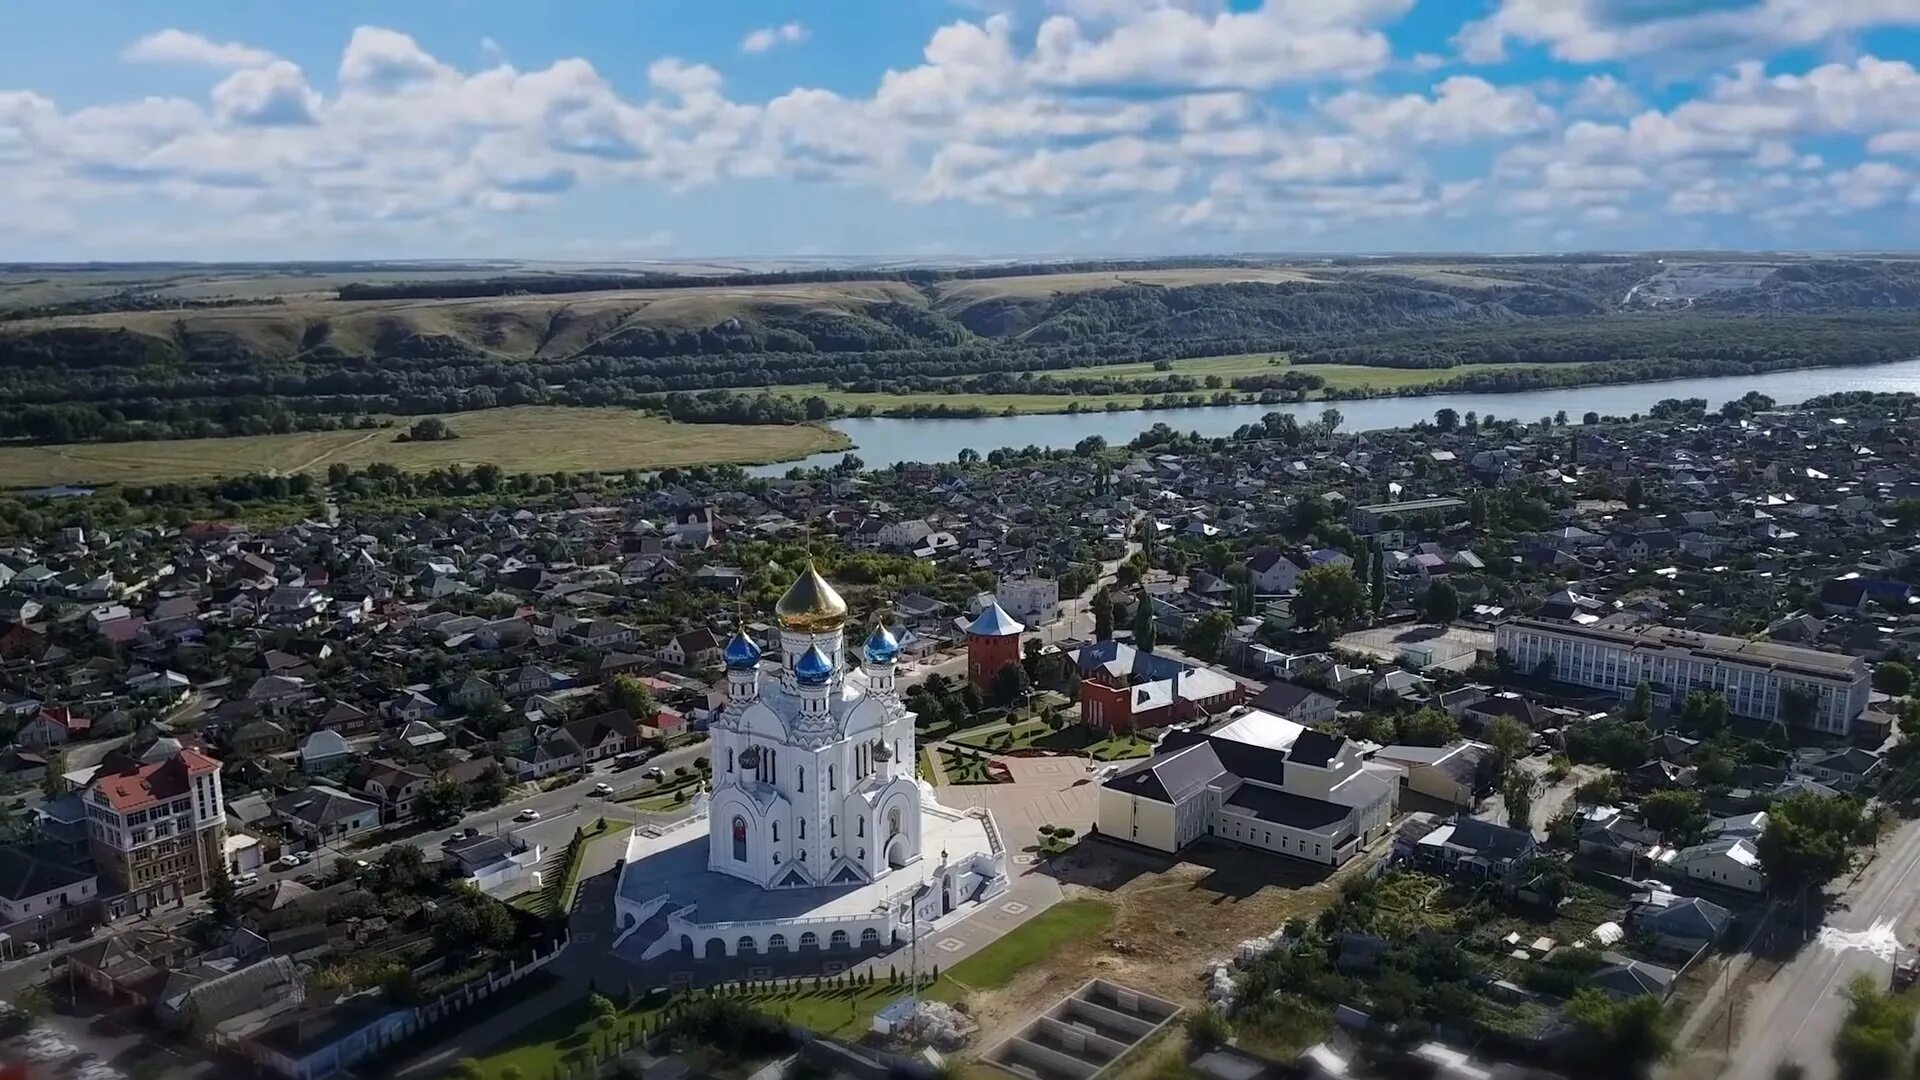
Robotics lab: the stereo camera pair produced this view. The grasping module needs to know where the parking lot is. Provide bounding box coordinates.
[1335,622,1494,669]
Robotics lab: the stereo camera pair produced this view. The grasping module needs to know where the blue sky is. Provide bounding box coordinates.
[2,1,1919,260]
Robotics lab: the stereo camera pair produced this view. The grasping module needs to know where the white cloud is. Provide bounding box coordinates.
[1569,74,1639,116]
[1027,0,1412,89]
[212,62,321,127]
[1324,76,1553,142]
[1869,131,1920,154]
[123,29,276,69]
[1456,0,1920,65]
[741,22,808,54]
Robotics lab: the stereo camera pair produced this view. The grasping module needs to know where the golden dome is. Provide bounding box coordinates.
[775,560,848,632]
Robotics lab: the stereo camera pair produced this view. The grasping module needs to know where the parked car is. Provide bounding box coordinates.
[233,872,260,888]
[593,782,613,796]
[271,855,300,871]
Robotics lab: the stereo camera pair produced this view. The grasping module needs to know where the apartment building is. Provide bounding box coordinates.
[84,747,226,911]
[1494,617,1870,736]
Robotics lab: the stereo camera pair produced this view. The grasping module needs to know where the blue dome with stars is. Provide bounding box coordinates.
[794,643,834,686]
[864,622,901,665]
[723,627,762,670]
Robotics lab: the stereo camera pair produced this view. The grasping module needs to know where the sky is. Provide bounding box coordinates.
[3,0,1920,261]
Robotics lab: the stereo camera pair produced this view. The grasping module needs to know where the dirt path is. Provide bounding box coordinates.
[286,428,383,474]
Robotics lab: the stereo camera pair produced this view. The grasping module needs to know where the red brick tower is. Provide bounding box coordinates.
[965,600,1026,691]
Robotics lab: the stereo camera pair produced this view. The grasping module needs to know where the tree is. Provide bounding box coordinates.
[1434,407,1459,432]
[1640,790,1706,845]
[609,674,656,720]
[1872,661,1912,697]
[1572,772,1623,807]
[1369,549,1386,615]
[591,991,620,1032]
[1832,974,1914,1080]
[1624,476,1645,510]
[1758,792,1867,895]
[991,662,1030,708]
[1132,599,1157,653]
[1319,407,1343,441]
[41,749,65,799]
[1485,716,1530,778]
[1092,590,1113,641]
[415,778,470,828]
[1184,610,1234,662]
[1294,564,1367,636]
[1629,680,1654,724]
[1503,772,1535,831]
[1564,988,1673,1078]
[1679,690,1729,737]
[1394,708,1458,747]
[1423,579,1460,624]
[205,862,238,922]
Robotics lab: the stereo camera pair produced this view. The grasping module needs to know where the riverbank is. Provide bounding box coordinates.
[753,356,1920,475]
[0,407,850,488]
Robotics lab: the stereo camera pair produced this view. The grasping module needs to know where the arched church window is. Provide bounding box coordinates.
[857,817,865,838]
[888,807,902,839]
[727,749,735,773]
[732,816,747,862]
[771,822,779,842]
[797,767,806,793]
[828,765,836,791]
[830,818,838,837]
[798,820,806,839]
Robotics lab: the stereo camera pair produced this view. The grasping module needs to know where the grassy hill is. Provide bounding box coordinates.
[0,261,1634,367]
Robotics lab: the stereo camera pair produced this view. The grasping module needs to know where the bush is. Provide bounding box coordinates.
[1186,1006,1233,1048]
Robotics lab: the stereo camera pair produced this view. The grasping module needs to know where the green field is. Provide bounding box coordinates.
[0,406,849,488]
[809,354,1554,416]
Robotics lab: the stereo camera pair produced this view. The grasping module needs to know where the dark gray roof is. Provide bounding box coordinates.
[1103,742,1226,804]
[1222,785,1349,834]
[1250,681,1328,714]
[1442,817,1534,862]
[0,844,92,901]
[1288,730,1346,769]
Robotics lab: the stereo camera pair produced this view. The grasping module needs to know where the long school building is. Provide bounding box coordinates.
[1494,617,1871,736]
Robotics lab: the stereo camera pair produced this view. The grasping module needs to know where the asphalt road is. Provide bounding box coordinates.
[244,738,718,892]
[1719,816,1920,1080]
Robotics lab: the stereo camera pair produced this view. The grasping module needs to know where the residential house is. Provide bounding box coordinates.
[1412,816,1538,885]
[1670,836,1766,894]
[297,730,354,774]
[1630,891,1732,955]
[1370,743,1486,806]
[563,710,639,763]
[229,720,294,758]
[271,786,382,847]
[15,706,88,749]
[0,844,97,933]
[445,834,543,897]
[1244,550,1305,594]
[659,628,723,669]
[1247,681,1338,726]
[361,762,432,822]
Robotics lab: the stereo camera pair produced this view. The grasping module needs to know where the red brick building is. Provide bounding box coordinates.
[965,601,1025,692]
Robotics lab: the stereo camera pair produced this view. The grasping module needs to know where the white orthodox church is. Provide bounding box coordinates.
[612,562,1008,964]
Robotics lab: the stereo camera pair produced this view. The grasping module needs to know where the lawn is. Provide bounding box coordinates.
[934,745,1006,784]
[0,406,850,488]
[953,721,1153,761]
[932,899,1115,996]
[461,991,664,1080]
[734,980,909,1038]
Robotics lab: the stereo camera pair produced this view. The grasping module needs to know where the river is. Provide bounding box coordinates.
[750,359,1920,475]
